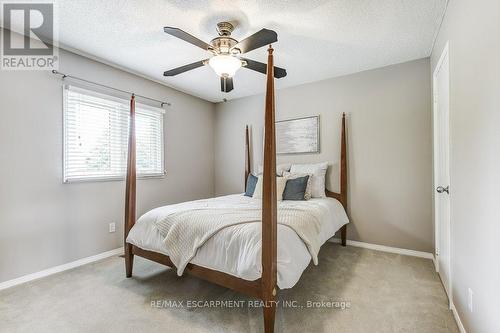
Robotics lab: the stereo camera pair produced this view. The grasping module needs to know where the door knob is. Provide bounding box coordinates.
[436,186,449,194]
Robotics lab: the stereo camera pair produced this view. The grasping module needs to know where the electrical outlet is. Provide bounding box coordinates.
[109,222,116,233]
[468,288,473,312]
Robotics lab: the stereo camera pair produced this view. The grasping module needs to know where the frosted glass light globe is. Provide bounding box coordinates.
[208,55,242,77]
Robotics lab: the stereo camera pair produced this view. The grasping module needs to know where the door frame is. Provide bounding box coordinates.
[432,41,452,306]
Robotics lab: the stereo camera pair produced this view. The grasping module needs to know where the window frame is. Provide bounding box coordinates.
[62,85,166,183]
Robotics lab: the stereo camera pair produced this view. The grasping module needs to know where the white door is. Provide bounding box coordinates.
[433,43,451,303]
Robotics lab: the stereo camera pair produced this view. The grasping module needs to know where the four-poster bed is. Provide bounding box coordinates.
[124,46,348,333]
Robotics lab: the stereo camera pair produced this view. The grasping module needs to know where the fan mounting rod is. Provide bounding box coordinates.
[216,22,234,36]
[210,22,240,55]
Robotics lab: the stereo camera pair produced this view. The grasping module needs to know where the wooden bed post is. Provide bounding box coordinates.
[244,125,250,189]
[124,94,136,278]
[324,113,348,246]
[261,45,277,333]
[340,113,347,246]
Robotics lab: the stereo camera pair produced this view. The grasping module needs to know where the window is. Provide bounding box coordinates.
[63,85,164,182]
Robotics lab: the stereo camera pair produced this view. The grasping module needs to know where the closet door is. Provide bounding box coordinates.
[433,43,451,304]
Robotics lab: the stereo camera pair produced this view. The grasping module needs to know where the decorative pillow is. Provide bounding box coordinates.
[257,163,291,176]
[244,174,258,197]
[290,162,328,198]
[252,176,287,201]
[283,175,310,201]
[276,177,287,201]
[283,171,313,200]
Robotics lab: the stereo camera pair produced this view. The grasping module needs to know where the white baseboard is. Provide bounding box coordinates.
[330,238,434,259]
[433,256,439,272]
[0,247,124,291]
[450,302,467,333]
[0,240,434,291]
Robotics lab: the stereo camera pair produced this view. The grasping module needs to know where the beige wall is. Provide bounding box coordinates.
[0,33,215,283]
[431,0,500,332]
[215,58,433,253]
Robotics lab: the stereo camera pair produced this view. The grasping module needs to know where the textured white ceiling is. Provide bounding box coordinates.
[4,0,448,102]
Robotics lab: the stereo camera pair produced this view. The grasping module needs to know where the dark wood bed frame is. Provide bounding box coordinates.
[124,46,347,333]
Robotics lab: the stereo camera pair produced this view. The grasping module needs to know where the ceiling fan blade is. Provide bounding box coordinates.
[164,27,211,50]
[163,59,207,76]
[240,58,287,78]
[232,29,278,54]
[221,76,234,93]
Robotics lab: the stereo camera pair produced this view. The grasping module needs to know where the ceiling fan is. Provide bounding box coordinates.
[163,22,287,93]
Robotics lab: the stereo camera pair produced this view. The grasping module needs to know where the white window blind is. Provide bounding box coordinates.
[63,85,165,182]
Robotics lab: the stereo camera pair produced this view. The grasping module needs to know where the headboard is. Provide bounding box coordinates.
[244,112,347,210]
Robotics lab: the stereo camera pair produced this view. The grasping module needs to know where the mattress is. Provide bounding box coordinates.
[126,194,349,289]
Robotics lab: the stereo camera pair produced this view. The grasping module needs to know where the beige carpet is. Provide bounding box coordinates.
[0,243,458,333]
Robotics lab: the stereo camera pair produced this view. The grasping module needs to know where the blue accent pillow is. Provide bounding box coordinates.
[244,174,258,197]
[283,175,310,200]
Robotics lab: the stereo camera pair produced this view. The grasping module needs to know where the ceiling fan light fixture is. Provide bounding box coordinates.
[208,55,242,78]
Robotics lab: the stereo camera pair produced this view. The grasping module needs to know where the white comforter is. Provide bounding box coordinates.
[126,194,349,289]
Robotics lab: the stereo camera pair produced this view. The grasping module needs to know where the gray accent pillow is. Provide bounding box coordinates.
[283,175,310,200]
[244,174,258,197]
[283,171,313,200]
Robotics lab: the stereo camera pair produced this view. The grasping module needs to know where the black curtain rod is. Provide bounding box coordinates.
[51,70,171,107]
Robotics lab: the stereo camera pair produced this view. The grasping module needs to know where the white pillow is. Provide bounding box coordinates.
[283,171,313,200]
[252,176,287,201]
[257,163,291,176]
[290,162,328,198]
